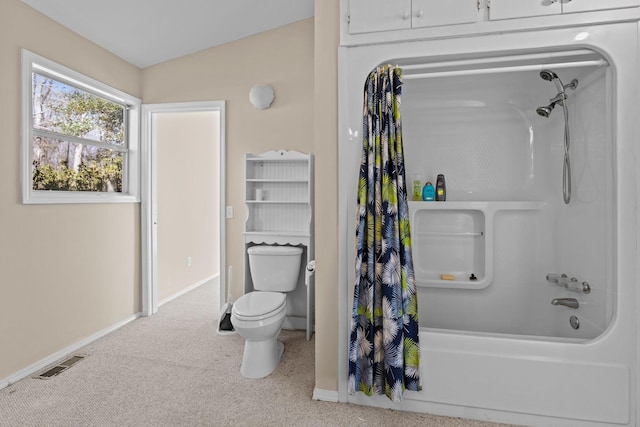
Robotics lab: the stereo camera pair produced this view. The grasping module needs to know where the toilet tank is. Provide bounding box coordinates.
[247,245,303,292]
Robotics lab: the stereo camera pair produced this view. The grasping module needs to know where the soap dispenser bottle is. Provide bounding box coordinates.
[422,181,435,201]
[435,174,446,201]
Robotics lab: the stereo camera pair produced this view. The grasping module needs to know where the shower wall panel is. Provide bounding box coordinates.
[403,63,611,339]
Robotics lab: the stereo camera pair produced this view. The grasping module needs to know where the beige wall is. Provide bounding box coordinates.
[143,18,315,306]
[0,0,142,379]
[156,112,220,302]
[1,1,342,394]
[314,1,340,392]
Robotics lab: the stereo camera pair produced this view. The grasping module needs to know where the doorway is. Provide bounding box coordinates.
[141,101,226,315]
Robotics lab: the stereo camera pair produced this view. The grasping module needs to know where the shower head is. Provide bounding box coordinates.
[540,69,578,94]
[536,93,565,118]
[540,69,559,82]
[540,69,565,93]
[536,104,554,118]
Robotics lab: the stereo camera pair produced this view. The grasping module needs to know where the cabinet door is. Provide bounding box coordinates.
[412,0,479,28]
[489,0,561,20]
[562,0,640,13]
[348,0,412,34]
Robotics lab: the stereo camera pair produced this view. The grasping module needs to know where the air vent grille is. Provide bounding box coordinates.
[35,355,86,379]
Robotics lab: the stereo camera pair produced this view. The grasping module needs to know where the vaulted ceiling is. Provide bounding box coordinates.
[21,0,315,68]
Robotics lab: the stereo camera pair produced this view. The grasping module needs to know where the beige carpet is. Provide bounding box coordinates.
[0,281,515,427]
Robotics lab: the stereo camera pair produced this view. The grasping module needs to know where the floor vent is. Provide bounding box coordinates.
[35,355,86,379]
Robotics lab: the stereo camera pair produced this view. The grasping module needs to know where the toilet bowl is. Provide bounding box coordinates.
[231,245,302,378]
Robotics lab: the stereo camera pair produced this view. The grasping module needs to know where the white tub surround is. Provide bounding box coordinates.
[338,10,639,426]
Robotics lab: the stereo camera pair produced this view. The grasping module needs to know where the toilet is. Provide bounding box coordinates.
[231,244,302,378]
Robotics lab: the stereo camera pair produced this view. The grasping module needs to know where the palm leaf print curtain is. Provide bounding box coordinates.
[348,65,421,402]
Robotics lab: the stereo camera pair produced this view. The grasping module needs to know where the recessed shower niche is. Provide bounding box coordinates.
[410,201,543,289]
[410,202,486,288]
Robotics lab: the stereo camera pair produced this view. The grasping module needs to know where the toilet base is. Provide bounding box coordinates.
[240,338,284,379]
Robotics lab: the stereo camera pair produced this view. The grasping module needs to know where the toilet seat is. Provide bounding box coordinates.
[232,291,286,321]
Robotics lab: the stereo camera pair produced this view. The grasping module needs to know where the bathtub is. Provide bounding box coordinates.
[349,327,629,425]
[338,22,638,427]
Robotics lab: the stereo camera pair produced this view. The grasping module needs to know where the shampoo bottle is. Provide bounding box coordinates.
[436,174,446,201]
[422,182,435,201]
[412,174,423,201]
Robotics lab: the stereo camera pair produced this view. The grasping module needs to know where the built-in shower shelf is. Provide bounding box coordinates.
[409,201,545,211]
[245,200,309,204]
[418,273,485,287]
[416,231,484,237]
[408,201,544,289]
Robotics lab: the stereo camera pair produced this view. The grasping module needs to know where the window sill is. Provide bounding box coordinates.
[23,191,140,205]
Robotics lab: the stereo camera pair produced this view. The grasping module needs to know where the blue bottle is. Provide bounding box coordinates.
[422,181,435,201]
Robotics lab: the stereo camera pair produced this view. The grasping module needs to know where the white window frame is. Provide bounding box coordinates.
[21,49,141,204]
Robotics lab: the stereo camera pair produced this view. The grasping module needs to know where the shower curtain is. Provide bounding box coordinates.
[348,65,421,402]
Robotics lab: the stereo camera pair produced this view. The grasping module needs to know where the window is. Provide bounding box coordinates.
[22,50,141,204]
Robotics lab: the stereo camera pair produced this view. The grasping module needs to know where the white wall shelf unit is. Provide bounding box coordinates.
[243,150,314,340]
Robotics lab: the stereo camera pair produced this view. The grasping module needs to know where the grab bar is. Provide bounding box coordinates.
[551,298,579,309]
[546,273,591,294]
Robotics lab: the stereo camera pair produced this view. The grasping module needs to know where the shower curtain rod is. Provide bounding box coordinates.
[400,49,598,71]
[402,59,607,80]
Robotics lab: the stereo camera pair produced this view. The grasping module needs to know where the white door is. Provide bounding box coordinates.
[489,0,561,20]
[562,0,640,13]
[141,101,226,315]
[412,0,479,28]
[348,0,412,34]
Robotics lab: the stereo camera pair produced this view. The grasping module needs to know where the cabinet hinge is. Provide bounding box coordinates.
[347,14,350,24]
[486,0,491,9]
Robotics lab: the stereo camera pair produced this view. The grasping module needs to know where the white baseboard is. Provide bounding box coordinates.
[0,313,140,390]
[312,388,339,402]
[158,274,219,307]
[2,276,219,391]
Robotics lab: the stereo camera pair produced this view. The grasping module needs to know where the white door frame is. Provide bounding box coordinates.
[141,100,226,316]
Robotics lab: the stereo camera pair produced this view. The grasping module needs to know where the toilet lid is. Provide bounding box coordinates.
[233,292,286,318]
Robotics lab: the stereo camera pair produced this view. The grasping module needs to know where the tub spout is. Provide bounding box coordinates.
[551,298,579,309]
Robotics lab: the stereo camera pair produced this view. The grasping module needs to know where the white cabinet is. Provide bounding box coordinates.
[488,0,560,20]
[348,0,478,34]
[344,0,640,36]
[412,0,479,28]
[348,0,411,34]
[489,0,640,20]
[243,150,315,340]
[563,0,640,13]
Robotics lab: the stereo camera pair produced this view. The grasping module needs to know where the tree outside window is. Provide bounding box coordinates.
[22,50,140,204]
[31,73,126,192]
